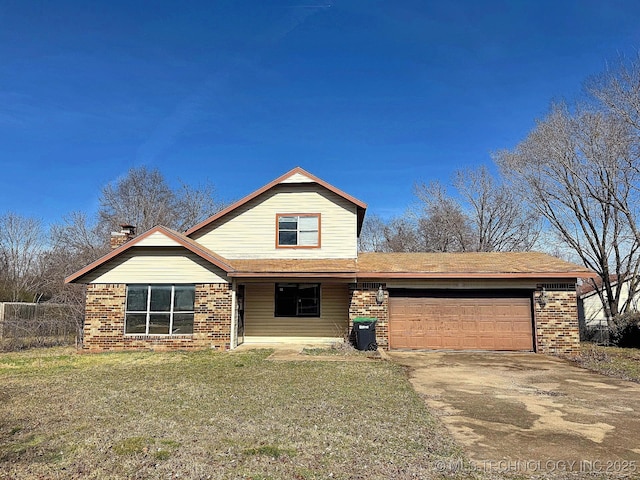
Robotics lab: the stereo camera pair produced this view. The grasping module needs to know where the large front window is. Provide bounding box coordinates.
[275,283,320,317]
[125,285,195,335]
[277,214,320,247]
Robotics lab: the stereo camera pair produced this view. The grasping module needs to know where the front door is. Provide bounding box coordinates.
[236,285,245,345]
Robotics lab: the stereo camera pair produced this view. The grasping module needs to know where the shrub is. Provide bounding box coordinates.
[609,312,640,348]
[581,325,609,344]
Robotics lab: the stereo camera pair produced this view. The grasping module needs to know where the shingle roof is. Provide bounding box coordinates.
[66,223,595,283]
[355,252,594,277]
[228,252,595,279]
[577,275,623,296]
[228,259,358,278]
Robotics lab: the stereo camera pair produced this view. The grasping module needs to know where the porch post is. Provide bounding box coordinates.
[230,280,238,349]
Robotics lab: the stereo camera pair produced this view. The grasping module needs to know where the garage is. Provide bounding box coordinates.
[388,290,534,351]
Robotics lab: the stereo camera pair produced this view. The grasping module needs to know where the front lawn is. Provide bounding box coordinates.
[0,347,474,479]
[574,343,640,382]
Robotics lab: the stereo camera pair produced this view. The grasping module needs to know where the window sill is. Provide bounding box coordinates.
[123,334,194,338]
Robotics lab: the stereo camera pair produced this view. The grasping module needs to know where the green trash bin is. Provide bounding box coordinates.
[352,317,378,351]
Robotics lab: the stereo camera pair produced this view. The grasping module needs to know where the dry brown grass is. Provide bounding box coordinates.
[574,343,640,383]
[301,341,371,357]
[0,347,495,479]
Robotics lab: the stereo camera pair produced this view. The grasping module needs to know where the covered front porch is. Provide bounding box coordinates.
[231,280,352,348]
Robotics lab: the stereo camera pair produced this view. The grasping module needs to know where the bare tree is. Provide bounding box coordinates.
[359,214,426,253]
[173,181,224,232]
[453,166,540,252]
[588,52,640,137]
[50,211,110,261]
[0,213,45,302]
[40,212,109,340]
[99,166,224,234]
[414,181,473,252]
[358,214,389,252]
[99,167,175,233]
[495,103,640,325]
[383,217,421,252]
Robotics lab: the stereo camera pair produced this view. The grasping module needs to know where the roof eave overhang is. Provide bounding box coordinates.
[356,206,366,237]
[229,272,357,279]
[227,271,595,280]
[355,272,596,279]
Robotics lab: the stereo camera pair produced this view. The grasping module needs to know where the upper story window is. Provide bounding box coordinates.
[276,214,320,248]
[125,284,195,335]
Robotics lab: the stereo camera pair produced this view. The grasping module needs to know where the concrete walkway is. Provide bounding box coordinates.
[388,351,640,474]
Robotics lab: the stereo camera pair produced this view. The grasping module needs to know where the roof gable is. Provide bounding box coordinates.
[578,275,629,298]
[65,226,234,284]
[185,167,367,237]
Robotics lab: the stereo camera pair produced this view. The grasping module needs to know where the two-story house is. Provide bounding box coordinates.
[66,167,594,355]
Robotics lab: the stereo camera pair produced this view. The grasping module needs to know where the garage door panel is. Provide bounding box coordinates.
[512,322,532,333]
[441,336,461,349]
[389,294,533,351]
[494,320,516,331]
[477,321,498,333]
[460,321,478,333]
[478,336,499,349]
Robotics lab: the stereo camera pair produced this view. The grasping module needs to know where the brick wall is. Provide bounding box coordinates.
[193,283,233,350]
[348,283,389,350]
[82,283,232,353]
[534,289,580,356]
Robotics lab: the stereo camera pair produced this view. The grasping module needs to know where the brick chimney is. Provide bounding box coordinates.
[110,224,136,250]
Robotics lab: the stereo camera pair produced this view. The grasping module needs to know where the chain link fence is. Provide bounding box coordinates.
[0,302,81,351]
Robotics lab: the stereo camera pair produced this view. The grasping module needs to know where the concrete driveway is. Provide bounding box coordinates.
[389,351,640,472]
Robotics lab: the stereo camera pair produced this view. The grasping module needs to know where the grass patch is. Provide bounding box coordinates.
[112,436,180,461]
[574,343,640,382]
[242,444,295,459]
[113,436,149,455]
[0,347,485,479]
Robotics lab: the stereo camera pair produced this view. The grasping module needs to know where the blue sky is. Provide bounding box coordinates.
[1,0,640,225]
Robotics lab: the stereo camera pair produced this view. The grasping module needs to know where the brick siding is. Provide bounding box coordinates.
[348,284,579,355]
[534,289,580,356]
[83,282,579,356]
[348,283,389,350]
[82,283,232,352]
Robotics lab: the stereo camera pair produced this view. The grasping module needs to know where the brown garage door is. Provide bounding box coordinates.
[389,294,533,351]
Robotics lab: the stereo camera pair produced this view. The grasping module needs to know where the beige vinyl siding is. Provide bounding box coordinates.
[134,231,184,247]
[83,247,229,284]
[244,283,349,337]
[191,184,358,259]
[280,172,314,183]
